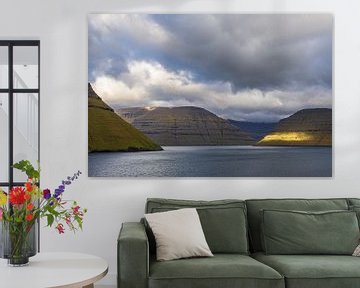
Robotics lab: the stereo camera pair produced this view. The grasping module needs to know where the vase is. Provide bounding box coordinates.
[0,220,37,266]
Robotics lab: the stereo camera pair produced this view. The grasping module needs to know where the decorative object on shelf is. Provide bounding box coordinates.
[0,160,87,266]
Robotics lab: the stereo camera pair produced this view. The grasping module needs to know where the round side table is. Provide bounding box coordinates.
[0,252,108,288]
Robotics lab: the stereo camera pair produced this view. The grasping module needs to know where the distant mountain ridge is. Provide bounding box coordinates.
[257,108,332,146]
[228,120,277,141]
[88,84,162,152]
[117,106,255,146]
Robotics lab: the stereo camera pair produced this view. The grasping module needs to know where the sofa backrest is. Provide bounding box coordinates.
[145,198,249,254]
[245,198,349,252]
[348,198,360,207]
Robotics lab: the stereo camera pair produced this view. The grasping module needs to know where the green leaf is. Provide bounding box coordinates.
[47,214,54,227]
[75,216,83,230]
[12,160,40,180]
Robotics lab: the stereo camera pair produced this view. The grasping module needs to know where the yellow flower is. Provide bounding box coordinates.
[0,190,7,206]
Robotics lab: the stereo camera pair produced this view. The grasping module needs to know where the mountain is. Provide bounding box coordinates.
[228,120,277,141]
[88,83,162,152]
[257,108,332,146]
[117,106,255,146]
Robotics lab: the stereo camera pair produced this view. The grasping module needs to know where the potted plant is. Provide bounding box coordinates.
[0,160,86,266]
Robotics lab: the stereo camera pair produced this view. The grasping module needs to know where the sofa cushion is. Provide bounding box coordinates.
[261,209,359,255]
[347,199,360,228]
[146,198,249,254]
[350,206,360,228]
[252,252,360,288]
[246,198,349,252]
[149,254,284,288]
[145,208,213,261]
[347,198,360,207]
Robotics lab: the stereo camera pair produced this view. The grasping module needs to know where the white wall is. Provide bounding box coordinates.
[1,0,360,286]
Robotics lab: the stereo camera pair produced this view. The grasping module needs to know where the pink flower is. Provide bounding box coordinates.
[56,223,65,234]
[72,205,80,215]
[65,214,71,225]
[0,208,3,220]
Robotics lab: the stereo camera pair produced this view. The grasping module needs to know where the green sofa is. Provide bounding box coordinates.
[118,198,360,288]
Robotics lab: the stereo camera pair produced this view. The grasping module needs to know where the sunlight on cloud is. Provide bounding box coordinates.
[92,75,147,104]
[93,60,331,121]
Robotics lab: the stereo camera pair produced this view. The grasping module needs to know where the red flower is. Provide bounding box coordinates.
[26,214,33,221]
[26,203,34,210]
[9,187,26,205]
[24,193,31,200]
[56,223,65,234]
[25,182,33,192]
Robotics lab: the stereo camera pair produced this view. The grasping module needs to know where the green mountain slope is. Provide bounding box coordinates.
[88,83,162,152]
[257,108,332,146]
[117,106,255,146]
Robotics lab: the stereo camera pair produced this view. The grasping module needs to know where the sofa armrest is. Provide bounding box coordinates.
[118,222,149,288]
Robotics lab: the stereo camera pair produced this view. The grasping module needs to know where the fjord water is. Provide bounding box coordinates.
[88,146,332,177]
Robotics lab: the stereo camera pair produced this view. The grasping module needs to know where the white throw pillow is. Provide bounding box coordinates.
[353,244,360,256]
[145,208,213,261]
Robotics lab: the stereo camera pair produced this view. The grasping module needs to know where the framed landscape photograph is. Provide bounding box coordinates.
[88,14,332,177]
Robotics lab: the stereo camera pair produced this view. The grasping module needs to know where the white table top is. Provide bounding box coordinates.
[0,252,108,288]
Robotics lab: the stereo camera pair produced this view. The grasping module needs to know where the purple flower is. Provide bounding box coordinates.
[43,189,51,200]
[54,171,82,199]
[54,189,62,197]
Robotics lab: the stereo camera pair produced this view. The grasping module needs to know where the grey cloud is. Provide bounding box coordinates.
[151,14,332,91]
[89,14,333,90]
[89,14,332,122]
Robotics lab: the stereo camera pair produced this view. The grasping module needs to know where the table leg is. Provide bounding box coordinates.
[82,284,94,288]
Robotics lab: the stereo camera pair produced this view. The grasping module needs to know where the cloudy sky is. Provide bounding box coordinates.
[88,14,332,122]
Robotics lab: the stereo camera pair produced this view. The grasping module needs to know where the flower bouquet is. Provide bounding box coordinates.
[0,160,87,266]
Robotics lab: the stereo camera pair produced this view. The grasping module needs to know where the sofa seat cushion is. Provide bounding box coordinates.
[149,254,284,288]
[253,252,360,288]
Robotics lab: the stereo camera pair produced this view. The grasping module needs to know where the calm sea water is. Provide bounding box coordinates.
[88,146,332,177]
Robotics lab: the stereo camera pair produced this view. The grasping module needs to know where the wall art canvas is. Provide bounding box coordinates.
[88,14,332,177]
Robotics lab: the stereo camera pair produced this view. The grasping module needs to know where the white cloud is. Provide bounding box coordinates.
[92,60,331,122]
